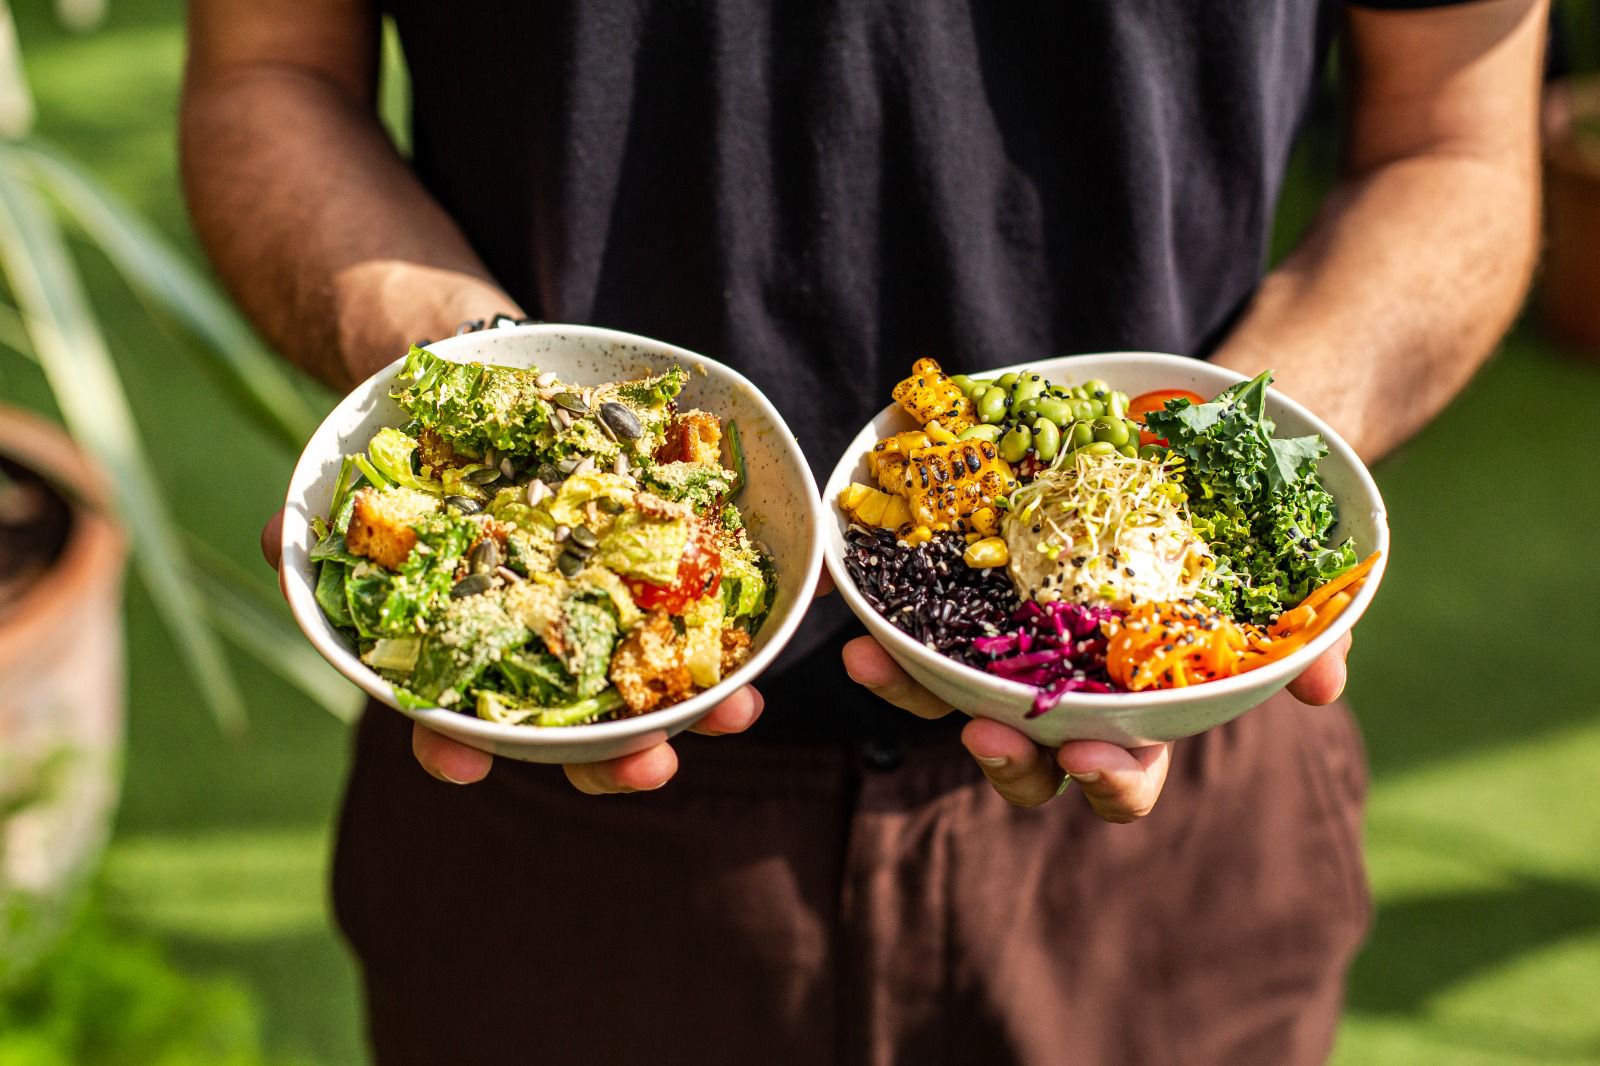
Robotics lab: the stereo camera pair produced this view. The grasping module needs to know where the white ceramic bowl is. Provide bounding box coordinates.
[823,352,1389,748]
[282,324,824,764]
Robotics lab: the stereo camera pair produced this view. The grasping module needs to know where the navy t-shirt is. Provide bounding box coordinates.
[384,0,1460,738]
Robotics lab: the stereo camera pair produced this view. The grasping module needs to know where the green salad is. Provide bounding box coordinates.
[310,346,775,726]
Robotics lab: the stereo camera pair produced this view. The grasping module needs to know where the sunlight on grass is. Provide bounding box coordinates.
[100,828,328,941]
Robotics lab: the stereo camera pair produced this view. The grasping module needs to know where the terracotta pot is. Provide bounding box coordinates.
[1540,76,1600,356]
[0,406,128,986]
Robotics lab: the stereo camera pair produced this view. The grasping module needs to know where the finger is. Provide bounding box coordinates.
[841,635,952,719]
[1056,741,1172,823]
[1286,632,1352,706]
[815,569,835,598]
[961,717,1065,807]
[564,741,679,795]
[688,684,765,736]
[412,722,494,785]
[261,510,284,572]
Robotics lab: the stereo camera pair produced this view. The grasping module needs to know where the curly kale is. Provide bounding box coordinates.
[1145,370,1356,622]
[392,345,551,457]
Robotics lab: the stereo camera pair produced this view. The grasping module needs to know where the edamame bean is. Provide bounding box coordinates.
[1032,418,1061,462]
[1070,385,1090,400]
[1091,417,1130,446]
[977,386,1009,424]
[1119,444,1138,458]
[1071,399,1097,421]
[1107,391,1128,419]
[997,372,1020,389]
[1012,373,1047,405]
[1081,441,1117,457]
[1069,421,1095,449]
[1048,386,1072,399]
[999,424,1033,464]
[1124,419,1142,444]
[1019,396,1072,426]
[964,377,995,397]
[1081,378,1109,399]
[1139,443,1166,461]
[958,423,1002,442]
[949,374,974,395]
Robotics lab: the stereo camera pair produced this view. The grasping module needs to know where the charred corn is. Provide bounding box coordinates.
[892,358,975,433]
[838,482,913,532]
[896,439,1016,536]
[962,537,1009,568]
[867,430,930,494]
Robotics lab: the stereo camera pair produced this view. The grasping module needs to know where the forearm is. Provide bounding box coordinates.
[1214,152,1537,461]
[1214,0,1544,463]
[180,62,515,390]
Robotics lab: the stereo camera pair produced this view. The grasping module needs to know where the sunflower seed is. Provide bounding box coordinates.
[450,573,494,598]
[613,454,630,476]
[556,457,580,474]
[496,565,523,584]
[499,457,518,479]
[554,408,573,430]
[484,446,501,470]
[553,524,571,542]
[534,371,558,388]
[572,456,596,476]
[525,480,552,506]
[597,402,643,441]
[444,495,482,514]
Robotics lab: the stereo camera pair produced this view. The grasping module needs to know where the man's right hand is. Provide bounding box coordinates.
[262,510,770,791]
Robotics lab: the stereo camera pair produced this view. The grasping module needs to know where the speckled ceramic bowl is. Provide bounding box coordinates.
[823,352,1389,748]
[282,323,824,764]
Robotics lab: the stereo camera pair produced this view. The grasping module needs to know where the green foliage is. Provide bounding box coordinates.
[392,344,551,457]
[0,903,295,1066]
[1145,370,1356,621]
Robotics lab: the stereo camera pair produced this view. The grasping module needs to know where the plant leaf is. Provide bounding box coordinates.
[183,534,361,724]
[15,140,322,451]
[0,142,248,735]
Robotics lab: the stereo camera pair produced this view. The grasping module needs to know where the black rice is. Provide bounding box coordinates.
[843,526,1020,667]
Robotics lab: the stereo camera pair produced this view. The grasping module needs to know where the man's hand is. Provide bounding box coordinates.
[262,511,769,793]
[842,633,1350,822]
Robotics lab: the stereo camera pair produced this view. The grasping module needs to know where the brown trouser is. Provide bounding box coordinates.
[332,691,1370,1066]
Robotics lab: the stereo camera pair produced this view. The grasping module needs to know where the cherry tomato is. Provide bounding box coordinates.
[1127,388,1204,447]
[625,520,722,614]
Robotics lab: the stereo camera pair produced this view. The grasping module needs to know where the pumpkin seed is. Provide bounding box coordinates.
[597,497,625,514]
[556,457,580,474]
[569,525,598,550]
[553,391,587,414]
[465,467,501,486]
[444,495,482,514]
[469,539,501,574]
[450,573,494,598]
[556,552,582,578]
[598,401,643,440]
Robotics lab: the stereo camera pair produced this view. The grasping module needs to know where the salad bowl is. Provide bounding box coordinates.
[822,351,1389,748]
[282,323,824,764]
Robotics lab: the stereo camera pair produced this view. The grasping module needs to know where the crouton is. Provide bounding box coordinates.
[609,610,694,716]
[656,410,722,466]
[719,626,752,677]
[345,486,439,570]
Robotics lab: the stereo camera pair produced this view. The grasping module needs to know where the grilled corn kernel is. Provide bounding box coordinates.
[892,358,976,432]
[896,439,1016,534]
[962,536,1009,568]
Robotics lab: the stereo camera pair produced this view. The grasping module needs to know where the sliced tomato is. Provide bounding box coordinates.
[624,520,722,614]
[1127,388,1204,446]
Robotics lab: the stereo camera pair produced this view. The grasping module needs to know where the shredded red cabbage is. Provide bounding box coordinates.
[977,600,1124,715]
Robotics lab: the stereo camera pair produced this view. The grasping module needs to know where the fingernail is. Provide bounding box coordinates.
[974,755,1008,769]
[1067,770,1101,785]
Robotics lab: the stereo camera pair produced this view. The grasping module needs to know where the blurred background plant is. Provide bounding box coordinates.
[0,1,1594,1064]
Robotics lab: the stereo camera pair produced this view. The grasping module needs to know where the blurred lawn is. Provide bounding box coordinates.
[3,3,1598,1064]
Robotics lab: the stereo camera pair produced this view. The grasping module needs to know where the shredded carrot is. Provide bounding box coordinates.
[1103,552,1381,690]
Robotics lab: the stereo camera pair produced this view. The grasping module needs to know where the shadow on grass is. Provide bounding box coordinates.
[1347,817,1600,1063]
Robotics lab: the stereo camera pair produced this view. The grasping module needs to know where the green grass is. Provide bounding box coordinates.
[4,4,1599,1063]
